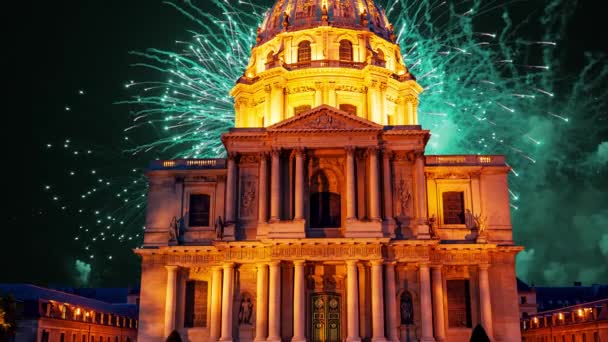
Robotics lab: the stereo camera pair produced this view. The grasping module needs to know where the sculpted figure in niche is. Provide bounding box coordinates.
[396,177,412,217]
[400,292,414,325]
[238,297,253,325]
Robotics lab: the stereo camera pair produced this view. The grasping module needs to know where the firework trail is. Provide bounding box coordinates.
[47,0,607,284]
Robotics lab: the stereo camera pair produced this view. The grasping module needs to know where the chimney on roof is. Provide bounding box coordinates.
[574,281,582,286]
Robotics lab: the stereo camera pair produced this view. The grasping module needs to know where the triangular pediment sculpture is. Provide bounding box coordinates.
[268,105,382,131]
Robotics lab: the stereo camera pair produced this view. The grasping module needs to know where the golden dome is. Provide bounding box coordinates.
[257,0,395,45]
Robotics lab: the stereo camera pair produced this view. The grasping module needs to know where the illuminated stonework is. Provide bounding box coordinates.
[135,1,523,341]
[230,0,421,127]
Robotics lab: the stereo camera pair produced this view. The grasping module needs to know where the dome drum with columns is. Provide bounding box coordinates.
[231,0,419,128]
[135,1,523,341]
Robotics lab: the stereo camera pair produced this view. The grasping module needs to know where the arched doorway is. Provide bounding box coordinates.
[311,293,341,342]
[310,169,341,228]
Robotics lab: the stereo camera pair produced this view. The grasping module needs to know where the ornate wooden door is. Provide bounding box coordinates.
[311,293,341,342]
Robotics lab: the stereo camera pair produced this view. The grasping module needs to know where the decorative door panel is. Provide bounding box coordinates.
[311,293,341,342]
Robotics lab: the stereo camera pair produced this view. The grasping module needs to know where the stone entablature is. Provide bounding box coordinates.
[135,241,521,266]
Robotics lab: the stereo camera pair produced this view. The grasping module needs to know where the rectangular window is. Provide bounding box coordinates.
[41,331,50,342]
[593,332,599,342]
[189,194,210,227]
[521,296,527,304]
[443,191,465,224]
[184,280,209,328]
[83,335,86,342]
[447,279,472,328]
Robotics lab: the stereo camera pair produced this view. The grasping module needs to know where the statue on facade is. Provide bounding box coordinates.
[238,297,253,325]
[427,214,438,239]
[396,177,412,217]
[473,212,488,243]
[168,216,183,243]
[214,216,225,240]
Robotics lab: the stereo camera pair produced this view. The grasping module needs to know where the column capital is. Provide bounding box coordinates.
[292,147,306,158]
[259,151,270,160]
[165,265,179,272]
[222,262,235,269]
[366,146,379,155]
[383,260,397,267]
[431,264,443,271]
[478,263,491,271]
[293,259,307,266]
[256,263,269,270]
[345,259,359,267]
[418,262,430,269]
[370,259,384,267]
[269,260,282,267]
[211,265,223,272]
[345,145,356,154]
[227,152,239,161]
[271,147,282,157]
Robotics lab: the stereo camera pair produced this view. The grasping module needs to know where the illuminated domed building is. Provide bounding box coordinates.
[135,0,523,341]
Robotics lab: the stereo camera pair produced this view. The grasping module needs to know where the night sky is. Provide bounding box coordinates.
[5,1,606,287]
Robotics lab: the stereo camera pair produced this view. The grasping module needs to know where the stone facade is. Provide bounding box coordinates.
[135,1,523,341]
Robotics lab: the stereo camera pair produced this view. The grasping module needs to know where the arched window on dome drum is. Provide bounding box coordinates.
[339,40,353,61]
[372,48,386,67]
[298,41,312,63]
[266,51,275,69]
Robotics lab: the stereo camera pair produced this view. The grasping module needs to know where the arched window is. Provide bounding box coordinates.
[266,51,275,67]
[298,41,311,63]
[339,40,353,61]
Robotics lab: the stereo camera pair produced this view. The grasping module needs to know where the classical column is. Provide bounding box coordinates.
[270,82,285,124]
[254,264,268,342]
[267,261,282,342]
[379,83,387,125]
[346,260,361,342]
[264,85,272,126]
[315,82,323,107]
[225,152,237,223]
[328,82,337,107]
[419,264,435,342]
[292,260,306,342]
[479,264,494,339]
[346,146,357,221]
[294,149,305,220]
[258,152,269,224]
[210,266,223,341]
[368,147,381,221]
[382,149,394,222]
[164,266,178,338]
[414,152,428,228]
[371,260,387,342]
[270,148,281,222]
[432,266,446,341]
[220,263,235,342]
[384,262,398,342]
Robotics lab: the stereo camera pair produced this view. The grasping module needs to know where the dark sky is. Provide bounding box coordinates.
[4,1,606,287]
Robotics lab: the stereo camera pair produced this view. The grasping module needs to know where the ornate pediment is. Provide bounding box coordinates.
[267,105,382,131]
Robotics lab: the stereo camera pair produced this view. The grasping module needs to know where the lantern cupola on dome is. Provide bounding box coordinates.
[230,0,423,128]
